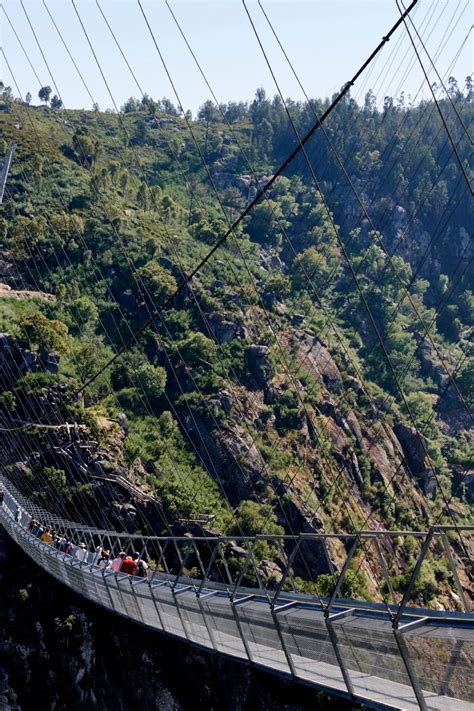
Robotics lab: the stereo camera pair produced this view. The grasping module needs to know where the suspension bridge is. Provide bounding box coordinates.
[1,477,473,711]
[0,0,472,709]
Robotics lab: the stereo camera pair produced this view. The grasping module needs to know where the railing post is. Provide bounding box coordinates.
[325,609,355,696]
[196,591,218,652]
[275,538,296,592]
[440,532,469,612]
[230,538,258,602]
[197,539,219,596]
[272,536,301,608]
[437,638,464,697]
[324,536,359,616]
[272,603,298,678]
[156,539,171,575]
[101,569,117,612]
[172,539,192,591]
[148,580,165,630]
[230,595,254,663]
[393,528,434,628]
[393,624,428,711]
[322,536,338,585]
[373,535,396,605]
[216,540,234,589]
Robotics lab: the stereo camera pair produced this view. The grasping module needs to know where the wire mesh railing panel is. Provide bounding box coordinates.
[97,575,133,617]
[234,601,291,673]
[150,585,188,638]
[404,626,474,704]
[130,585,163,630]
[199,595,248,659]
[2,483,474,710]
[278,609,339,662]
[172,592,215,650]
[334,614,413,687]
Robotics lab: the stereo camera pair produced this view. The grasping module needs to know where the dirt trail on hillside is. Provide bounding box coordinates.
[0,282,55,302]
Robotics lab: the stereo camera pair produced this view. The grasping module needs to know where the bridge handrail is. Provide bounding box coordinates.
[1,481,473,711]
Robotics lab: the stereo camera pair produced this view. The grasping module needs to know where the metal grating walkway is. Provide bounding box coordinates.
[1,482,473,711]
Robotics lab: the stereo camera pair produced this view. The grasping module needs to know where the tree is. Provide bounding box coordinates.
[160,195,177,221]
[72,126,96,168]
[122,96,139,113]
[134,261,177,306]
[25,92,32,105]
[118,170,129,195]
[228,500,283,537]
[292,247,330,291]
[112,352,167,410]
[137,182,148,211]
[38,86,52,105]
[175,332,216,368]
[18,310,68,355]
[10,216,45,259]
[50,94,63,109]
[149,185,161,211]
[0,217,8,246]
[404,391,438,439]
[133,117,149,145]
[66,296,99,336]
[457,358,474,409]
[246,200,283,244]
[197,100,220,125]
[71,338,113,401]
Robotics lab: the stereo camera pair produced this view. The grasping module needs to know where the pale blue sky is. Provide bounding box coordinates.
[1,1,472,113]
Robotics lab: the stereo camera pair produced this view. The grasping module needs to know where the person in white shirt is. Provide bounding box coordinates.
[75,542,88,563]
[97,549,111,570]
[111,551,126,573]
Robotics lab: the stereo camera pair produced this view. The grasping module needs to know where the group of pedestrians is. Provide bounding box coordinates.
[22,514,150,579]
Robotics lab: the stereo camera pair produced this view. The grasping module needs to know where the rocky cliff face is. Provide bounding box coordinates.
[0,529,353,711]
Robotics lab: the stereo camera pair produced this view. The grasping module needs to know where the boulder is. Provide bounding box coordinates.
[394,422,436,495]
[208,312,237,344]
[244,344,273,389]
[0,333,38,386]
[421,468,437,498]
[257,559,283,584]
[218,390,233,415]
[0,259,14,277]
[394,422,427,476]
[41,352,59,374]
[350,452,365,490]
[181,413,266,504]
[464,472,474,503]
[299,337,343,393]
[291,313,305,327]
[417,339,450,390]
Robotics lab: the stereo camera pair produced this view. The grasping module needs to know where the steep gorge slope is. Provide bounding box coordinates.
[0,86,472,608]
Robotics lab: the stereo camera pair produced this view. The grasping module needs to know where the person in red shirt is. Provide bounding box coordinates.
[121,555,138,576]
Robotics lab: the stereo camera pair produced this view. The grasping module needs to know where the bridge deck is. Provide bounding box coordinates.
[1,496,473,711]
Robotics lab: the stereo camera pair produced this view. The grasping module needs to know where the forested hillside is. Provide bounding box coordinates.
[0,80,472,607]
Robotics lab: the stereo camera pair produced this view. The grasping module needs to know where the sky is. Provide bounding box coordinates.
[0,0,472,114]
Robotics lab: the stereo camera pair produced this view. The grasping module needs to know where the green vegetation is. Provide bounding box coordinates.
[0,81,472,593]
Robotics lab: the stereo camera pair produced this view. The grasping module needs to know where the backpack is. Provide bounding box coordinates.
[137,560,148,578]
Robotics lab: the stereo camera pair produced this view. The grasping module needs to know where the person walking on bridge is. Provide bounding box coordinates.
[97,549,111,569]
[75,542,88,563]
[32,522,44,539]
[41,528,53,545]
[111,551,126,573]
[61,539,73,555]
[121,554,138,576]
[133,552,148,578]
